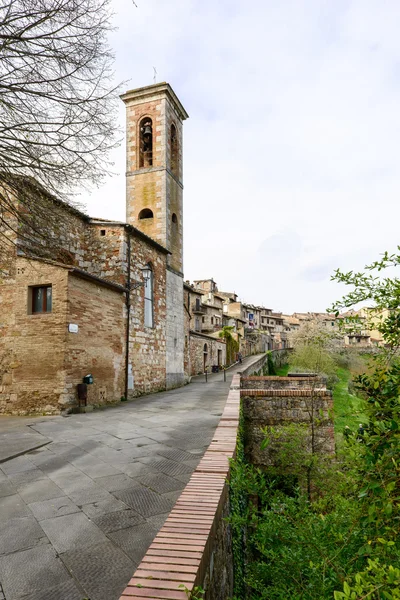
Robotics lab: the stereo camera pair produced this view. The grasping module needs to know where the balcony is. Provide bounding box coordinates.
[192,303,206,314]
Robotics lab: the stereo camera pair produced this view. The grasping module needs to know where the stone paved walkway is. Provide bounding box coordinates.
[0,360,253,600]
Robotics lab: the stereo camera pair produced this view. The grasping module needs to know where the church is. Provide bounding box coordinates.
[0,83,220,414]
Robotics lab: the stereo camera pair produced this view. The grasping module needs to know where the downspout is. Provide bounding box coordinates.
[124,232,131,401]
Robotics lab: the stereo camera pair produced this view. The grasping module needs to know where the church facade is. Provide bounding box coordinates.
[0,83,197,414]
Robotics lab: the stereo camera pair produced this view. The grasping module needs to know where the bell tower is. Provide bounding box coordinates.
[121,82,188,273]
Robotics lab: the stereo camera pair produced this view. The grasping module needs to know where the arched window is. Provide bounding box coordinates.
[171,212,177,224]
[144,265,154,328]
[139,117,153,168]
[138,208,154,220]
[170,123,178,175]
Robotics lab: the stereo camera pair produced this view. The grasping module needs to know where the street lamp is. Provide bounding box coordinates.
[129,265,151,290]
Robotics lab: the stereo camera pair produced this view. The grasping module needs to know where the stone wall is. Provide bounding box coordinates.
[241,376,326,390]
[64,273,125,408]
[241,386,335,467]
[189,332,226,376]
[165,268,186,389]
[128,237,168,396]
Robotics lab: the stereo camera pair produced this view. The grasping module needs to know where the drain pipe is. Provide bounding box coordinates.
[124,232,131,402]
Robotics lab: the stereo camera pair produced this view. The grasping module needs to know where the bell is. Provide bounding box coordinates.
[142,124,152,137]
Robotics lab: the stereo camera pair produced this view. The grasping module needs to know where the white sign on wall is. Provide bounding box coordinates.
[68,324,79,334]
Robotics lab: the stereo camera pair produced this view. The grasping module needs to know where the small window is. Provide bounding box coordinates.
[202,316,205,323]
[172,213,178,224]
[100,229,106,236]
[30,285,52,314]
[144,266,154,328]
[211,317,214,325]
[139,208,154,220]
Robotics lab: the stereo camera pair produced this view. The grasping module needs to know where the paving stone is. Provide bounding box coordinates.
[8,468,47,488]
[0,516,49,555]
[81,496,128,518]
[126,436,157,447]
[48,469,95,493]
[138,457,194,477]
[0,481,15,498]
[30,455,76,475]
[162,489,183,504]
[172,472,193,484]
[28,496,80,521]
[119,445,158,460]
[40,512,108,554]
[66,484,113,506]
[119,461,157,478]
[18,478,64,504]
[0,545,72,599]
[114,486,173,517]
[0,456,37,475]
[138,472,184,494]
[146,512,170,530]
[61,541,135,600]
[156,447,194,462]
[75,461,120,479]
[46,441,79,455]
[0,493,31,519]
[113,430,143,440]
[107,522,158,563]
[94,472,138,491]
[92,509,145,533]
[19,579,84,600]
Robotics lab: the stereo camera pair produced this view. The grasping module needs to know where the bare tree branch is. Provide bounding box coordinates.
[0,0,123,269]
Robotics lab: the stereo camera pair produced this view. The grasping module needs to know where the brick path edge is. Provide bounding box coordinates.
[120,373,241,600]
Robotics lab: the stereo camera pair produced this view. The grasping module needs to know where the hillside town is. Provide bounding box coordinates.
[2,4,400,600]
[0,81,387,417]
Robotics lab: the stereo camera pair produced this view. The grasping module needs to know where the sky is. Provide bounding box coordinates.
[82,0,400,313]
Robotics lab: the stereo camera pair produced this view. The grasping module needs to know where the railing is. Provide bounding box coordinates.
[191,303,206,314]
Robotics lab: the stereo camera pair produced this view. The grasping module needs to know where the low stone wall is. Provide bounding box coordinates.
[239,353,268,377]
[241,376,326,390]
[242,388,335,466]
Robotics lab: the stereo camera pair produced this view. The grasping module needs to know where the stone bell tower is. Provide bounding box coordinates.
[120,82,188,274]
[121,83,189,390]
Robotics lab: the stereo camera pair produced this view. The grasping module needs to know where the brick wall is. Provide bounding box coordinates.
[64,273,125,408]
[0,258,69,414]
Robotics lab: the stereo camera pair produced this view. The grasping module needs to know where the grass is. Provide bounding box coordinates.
[274,360,368,442]
[333,366,368,438]
[276,363,290,376]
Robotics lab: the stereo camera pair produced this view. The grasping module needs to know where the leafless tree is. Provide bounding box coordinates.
[0,0,122,268]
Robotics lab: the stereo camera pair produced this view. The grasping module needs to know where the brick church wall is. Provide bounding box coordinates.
[64,273,126,408]
[0,258,68,414]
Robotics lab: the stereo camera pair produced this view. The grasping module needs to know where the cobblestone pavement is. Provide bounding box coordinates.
[0,362,251,600]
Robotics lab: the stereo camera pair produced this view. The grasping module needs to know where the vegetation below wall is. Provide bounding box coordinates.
[230,349,400,600]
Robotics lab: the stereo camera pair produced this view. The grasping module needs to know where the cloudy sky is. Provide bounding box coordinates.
[83,0,399,313]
